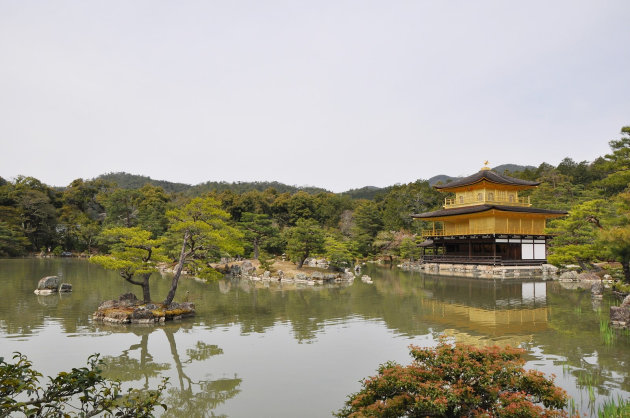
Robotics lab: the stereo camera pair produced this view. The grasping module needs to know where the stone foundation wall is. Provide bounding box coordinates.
[399,261,559,280]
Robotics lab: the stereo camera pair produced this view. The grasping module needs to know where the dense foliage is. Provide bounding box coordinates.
[0,352,166,417]
[336,341,569,418]
[2,125,630,281]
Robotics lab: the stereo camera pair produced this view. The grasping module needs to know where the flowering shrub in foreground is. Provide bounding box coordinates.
[336,341,570,417]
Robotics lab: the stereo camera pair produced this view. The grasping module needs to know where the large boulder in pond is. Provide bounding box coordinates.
[34,276,61,295]
[37,276,59,289]
[34,276,73,295]
[37,276,60,289]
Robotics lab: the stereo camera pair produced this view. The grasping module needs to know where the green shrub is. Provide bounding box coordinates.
[612,281,630,294]
[0,352,167,417]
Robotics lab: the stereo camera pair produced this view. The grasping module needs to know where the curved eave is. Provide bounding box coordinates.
[434,170,540,191]
[412,205,567,221]
[436,180,538,193]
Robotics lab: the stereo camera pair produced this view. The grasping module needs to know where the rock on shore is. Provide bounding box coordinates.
[611,294,630,329]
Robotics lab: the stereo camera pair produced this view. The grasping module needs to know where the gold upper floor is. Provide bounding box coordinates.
[444,188,530,209]
[421,212,551,237]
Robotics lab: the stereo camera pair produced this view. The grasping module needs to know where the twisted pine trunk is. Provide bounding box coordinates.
[123,273,151,304]
[163,231,190,306]
[141,274,151,303]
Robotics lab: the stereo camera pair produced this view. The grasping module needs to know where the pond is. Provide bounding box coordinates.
[1,258,628,417]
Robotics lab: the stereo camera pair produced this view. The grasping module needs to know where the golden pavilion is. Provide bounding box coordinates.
[412,164,567,265]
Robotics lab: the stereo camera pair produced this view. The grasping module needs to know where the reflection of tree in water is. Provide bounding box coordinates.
[162,376,242,418]
[101,328,170,388]
[161,328,241,418]
[99,324,241,416]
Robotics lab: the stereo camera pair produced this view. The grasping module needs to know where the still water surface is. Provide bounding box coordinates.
[1,258,629,417]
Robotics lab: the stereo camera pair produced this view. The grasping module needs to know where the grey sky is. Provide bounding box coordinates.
[1,1,629,192]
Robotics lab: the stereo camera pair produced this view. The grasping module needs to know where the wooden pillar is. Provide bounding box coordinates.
[468,239,472,258]
[493,237,497,265]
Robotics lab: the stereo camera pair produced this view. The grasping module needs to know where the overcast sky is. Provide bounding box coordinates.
[1,1,629,192]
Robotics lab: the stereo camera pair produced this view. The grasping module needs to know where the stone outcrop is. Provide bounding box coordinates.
[34,276,73,295]
[610,295,630,329]
[303,258,329,269]
[558,271,579,281]
[93,293,195,324]
[240,261,256,276]
[541,264,558,279]
[577,272,601,281]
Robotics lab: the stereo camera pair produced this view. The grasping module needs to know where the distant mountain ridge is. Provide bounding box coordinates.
[96,172,192,193]
[341,186,393,200]
[93,172,330,195]
[92,164,535,198]
[94,171,192,193]
[189,181,329,195]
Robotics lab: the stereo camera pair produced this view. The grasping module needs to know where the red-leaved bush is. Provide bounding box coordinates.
[336,341,570,417]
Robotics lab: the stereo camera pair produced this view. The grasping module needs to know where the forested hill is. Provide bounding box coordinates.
[188,181,329,195]
[341,186,393,200]
[93,172,330,195]
[493,164,537,175]
[96,172,192,194]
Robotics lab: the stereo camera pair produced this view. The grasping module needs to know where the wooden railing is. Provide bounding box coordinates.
[422,226,544,237]
[444,196,530,209]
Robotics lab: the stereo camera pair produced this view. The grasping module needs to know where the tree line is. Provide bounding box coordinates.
[0,171,442,268]
[1,125,630,283]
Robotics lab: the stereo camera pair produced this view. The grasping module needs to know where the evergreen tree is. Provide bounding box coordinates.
[283,218,325,268]
[546,199,613,268]
[238,212,278,259]
[597,126,630,196]
[164,197,244,305]
[90,227,168,303]
[324,235,355,270]
[599,191,630,282]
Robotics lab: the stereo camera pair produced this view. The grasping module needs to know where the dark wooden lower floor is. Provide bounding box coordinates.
[420,234,550,266]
